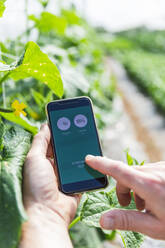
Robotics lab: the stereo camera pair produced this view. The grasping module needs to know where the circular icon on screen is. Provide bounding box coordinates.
[57,117,71,131]
[74,114,88,128]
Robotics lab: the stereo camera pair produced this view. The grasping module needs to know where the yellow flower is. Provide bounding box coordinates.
[11,100,27,117]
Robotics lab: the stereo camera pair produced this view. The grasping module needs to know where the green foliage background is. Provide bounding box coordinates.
[106,27,165,112]
[0,1,146,248]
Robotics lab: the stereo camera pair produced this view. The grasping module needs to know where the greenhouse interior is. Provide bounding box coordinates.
[1,0,165,247]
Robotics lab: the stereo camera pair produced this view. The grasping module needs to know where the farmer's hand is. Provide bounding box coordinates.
[20,124,80,248]
[86,155,165,240]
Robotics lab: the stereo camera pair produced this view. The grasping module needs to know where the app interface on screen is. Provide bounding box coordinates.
[50,105,103,185]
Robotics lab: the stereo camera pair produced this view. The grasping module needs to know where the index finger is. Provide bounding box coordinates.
[85,155,148,198]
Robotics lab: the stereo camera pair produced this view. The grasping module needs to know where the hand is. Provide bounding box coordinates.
[20,124,80,248]
[86,155,165,240]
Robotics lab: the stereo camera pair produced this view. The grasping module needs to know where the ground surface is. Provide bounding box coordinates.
[101,60,165,248]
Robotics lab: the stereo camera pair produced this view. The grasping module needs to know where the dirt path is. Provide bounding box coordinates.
[118,87,162,162]
[109,59,165,163]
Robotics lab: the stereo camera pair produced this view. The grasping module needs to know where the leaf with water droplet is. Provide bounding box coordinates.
[0,41,64,98]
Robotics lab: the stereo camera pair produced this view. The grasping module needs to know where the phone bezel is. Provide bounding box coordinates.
[46,96,108,195]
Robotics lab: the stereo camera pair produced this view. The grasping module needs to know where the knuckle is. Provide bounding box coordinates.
[145,177,160,188]
[96,156,102,161]
[149,224,165,239]
[122,170,134,184]
[148,222,158,234]
[110,161,123,174]
[119,211,130,230]
[114,210,132,230]
[94,156,102,165]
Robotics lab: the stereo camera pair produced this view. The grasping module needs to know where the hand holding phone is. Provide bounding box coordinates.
[47,97,108,194]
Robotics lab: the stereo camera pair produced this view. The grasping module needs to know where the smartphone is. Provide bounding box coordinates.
[46,96,108,194]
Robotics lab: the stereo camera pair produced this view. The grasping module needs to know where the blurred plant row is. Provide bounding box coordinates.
[106,27,165,112]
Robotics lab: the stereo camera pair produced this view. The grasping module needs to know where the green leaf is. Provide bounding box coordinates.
[0,41,64,98]
[80,191,112,227]
[125,150,134,166]
[140,161,145,166]
[0,0,6,18]
[80,188,136,227]
[118,231,144,248]
[80,188,144,248]
[0,62,15,72]
[125,149,143,166]
[0,112,38,135]
[11,41,63,97]
[0,122,32,248]
[31,89,45,106]
[61,9,80,25]
[38,0,48,8]
[70,221,102,248]
[30,12,67,34]
[0,121,5,151]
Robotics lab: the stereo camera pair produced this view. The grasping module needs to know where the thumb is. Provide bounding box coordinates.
[28,123,51,157]
[100,209,159,238]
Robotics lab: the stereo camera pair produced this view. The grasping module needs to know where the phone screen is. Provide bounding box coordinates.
[48,98,107,193]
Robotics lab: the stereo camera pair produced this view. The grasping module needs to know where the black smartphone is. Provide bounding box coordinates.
[46,96,108,194]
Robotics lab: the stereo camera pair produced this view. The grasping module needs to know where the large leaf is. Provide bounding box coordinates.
[80,188,144,248]
[30,12,67,34]
[80,191,111,228]
[0,122,32,248]
[70,222,102,248]
[0,41,64,98]
[118,231,144,248]
[80,188,137,227]
[0,0,6,17]
[0,62,16,72]
[0,112,38,135]
[61,9,80,25]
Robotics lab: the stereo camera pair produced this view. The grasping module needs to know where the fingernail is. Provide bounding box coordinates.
[101,216,114,229]
[85,155,95,161]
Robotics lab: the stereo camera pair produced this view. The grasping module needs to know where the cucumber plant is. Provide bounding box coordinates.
[0,1,145,248]
[0,121,31,248]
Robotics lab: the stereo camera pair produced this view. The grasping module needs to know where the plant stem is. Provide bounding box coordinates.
[0,108,13,113]
[69,216,80,229]
[2,82,6,108]
[0,72,10,85]
[107,230,116,241]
